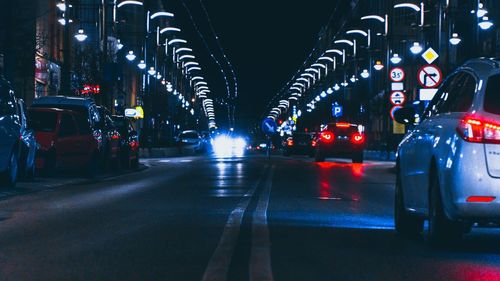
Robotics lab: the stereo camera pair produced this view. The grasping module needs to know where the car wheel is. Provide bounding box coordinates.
[427,171,464,244]
[352,152,364,163]
[314,149,325,162]
[395,170,423,237]
[1,151,18,188]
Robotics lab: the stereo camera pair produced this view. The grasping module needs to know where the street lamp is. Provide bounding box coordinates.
[138,60,147,70]
[74,29,88,42]
[148,67,156,76]
[360,69,370,79]
[373,60,384,71]
[479,16,494,30]
[394,2,424,27]
[126,50,137,61]
[449,33,462,45]
[410,42,423,54]
[390,53,402,64]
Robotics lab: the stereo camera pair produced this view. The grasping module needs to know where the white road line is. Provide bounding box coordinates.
[202,165,269,281]
[250,165,275,281]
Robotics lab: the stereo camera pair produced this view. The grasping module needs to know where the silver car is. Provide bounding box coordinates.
[394,58,500,242]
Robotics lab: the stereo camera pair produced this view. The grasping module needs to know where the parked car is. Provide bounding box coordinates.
[16,99,37,179]
[176,130,203,152]
[29,108,100,176]
[282,133,316,157]
[97,106,121,169]
[394,58,500,243]
[31,96,119,169]
[314,122,366,163]
[111,115,139,169]
[0,78,21,187]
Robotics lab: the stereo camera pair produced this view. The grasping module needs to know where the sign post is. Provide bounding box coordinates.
[261,118,278,160]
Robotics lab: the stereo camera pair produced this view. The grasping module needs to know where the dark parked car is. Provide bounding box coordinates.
[0,78,21,187]
[282,133,316,157]
[29,108,99,176]
[17,99,37,179]
[97,106,121,169]
[112,115,139,169]
[314,122,366,163]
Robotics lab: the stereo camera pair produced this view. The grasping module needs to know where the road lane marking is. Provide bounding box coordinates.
[250,165,275,281]
[202,165,269,281]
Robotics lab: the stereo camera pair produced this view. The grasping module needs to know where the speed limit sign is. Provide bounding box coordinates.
[389,67,405,82]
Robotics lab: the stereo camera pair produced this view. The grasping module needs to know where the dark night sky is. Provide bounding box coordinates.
[164,1,340,130]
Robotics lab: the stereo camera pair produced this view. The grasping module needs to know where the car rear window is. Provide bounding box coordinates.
[29,111,58,132]
[181,132,199,139]
[485,74,500,115]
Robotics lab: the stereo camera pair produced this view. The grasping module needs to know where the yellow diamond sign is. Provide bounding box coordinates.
[422,47,439,64]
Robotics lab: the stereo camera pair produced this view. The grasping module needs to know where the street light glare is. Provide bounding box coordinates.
[150,11,175,19]
[74,29,88,42]
[138,60,147,70]
[394,3,421,12]
[360,15,385,23]
[449,33,462,45]
[334,40,354,47]
[125,50,136,61]
[479,17,494,30]
[390,53,402,64]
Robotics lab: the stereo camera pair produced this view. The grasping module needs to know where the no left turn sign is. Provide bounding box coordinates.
[418,64,442,88]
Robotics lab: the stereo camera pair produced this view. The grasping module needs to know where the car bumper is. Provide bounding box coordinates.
[319,142,364,156]
[443,142,500,222]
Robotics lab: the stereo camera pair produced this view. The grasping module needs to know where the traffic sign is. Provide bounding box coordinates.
[261,118,278,135]
[421,47,439,64]
[390,91,406,106]
[390,106,404,121]
[418,64,442,88]
[332,105,343,118]
[389,67,405,82]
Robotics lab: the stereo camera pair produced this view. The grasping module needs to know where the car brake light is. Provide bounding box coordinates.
[129,140,139,150]
[336,122,351,128]
[466,196,496,203]
[111,134,120,140]
[351,133,365,144]
[287,139,294,146]
[457,116,500,144]
[320,131,334,143]
[311,140,317,147]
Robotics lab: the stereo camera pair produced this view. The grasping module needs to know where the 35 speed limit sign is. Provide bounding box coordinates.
[389,67,405,82]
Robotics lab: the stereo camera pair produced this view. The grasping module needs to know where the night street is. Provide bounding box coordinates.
[1,154,499,281]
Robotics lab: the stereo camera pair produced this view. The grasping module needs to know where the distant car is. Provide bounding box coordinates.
[314,122,366,163]
[16,99,37,179]
[394,59,500,242]
[282,133,316,157]
[176,130,202,152]
[0,78,21,187]
[29,108,99,177]
[112,115,139,169]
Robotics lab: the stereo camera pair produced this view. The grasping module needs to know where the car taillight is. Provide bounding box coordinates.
[111,134,120,141]
[311,140,317,147]
[287,139,294,146]
[320,131,334,143]
[457,116,500,144]
[351,133,365,145]
[130,140,139,150]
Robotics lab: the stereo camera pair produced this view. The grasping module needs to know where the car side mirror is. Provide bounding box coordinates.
[393,107,419,125]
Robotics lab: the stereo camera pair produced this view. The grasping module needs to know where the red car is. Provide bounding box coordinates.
[28,108,100,176]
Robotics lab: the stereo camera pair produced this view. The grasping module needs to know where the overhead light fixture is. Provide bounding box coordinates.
[74,29,88,42]
[350,75,357,83]
[479,16,494,30]
[147,67,156,76]
[138,60,146,70]
[320,91,327,98]
[56,2,66,12]
[476,3,488,18]
[360,69,370,79]
[410,42,423,54]
[126,50,136,61]
[449,33,462,45]
[373,60,384,71]
[390,53,402,64]
[333,84,340,91]
[315,96,321,101]
[327,88,334,94]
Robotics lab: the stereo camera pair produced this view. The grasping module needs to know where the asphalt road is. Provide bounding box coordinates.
[0,154,500,281]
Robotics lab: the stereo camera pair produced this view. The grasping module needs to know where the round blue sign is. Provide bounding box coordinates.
[261,118,278,135]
